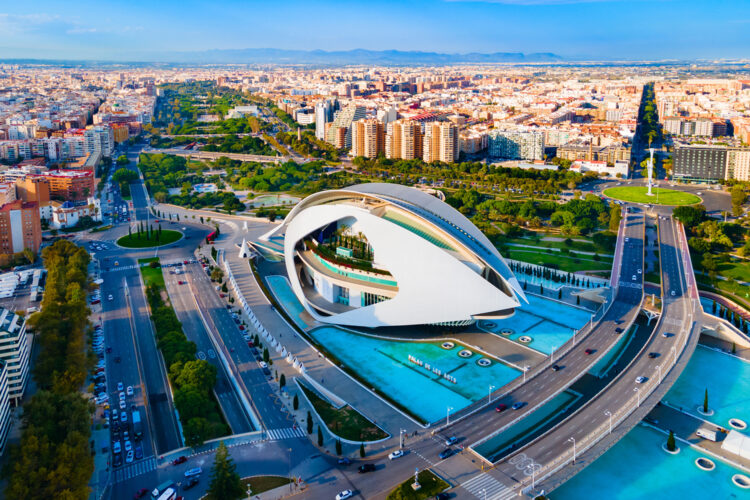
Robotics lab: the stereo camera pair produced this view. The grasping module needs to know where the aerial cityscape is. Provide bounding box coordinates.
[0,1,748,500]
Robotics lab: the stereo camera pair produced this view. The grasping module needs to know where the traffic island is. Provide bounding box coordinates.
[116,229,182,248]
[603,186,701,206]
[386,470,449,500]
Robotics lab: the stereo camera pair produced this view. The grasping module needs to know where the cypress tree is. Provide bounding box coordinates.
[666,430,676,452]
[207,442,244,500]
[336,439,342,456]
[317,426,323,446]
[359,443,365,458]
[307,412,313,434]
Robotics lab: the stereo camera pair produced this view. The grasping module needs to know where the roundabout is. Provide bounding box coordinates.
[603,186,701,206]
[116,229,183,249]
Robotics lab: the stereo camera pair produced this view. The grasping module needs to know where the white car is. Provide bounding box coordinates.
[126,450,134,463]
[635,376,647,384]
[632,275,637,281]
[119,400,126,410]
[335,490,353,500]
[117,382,123,391]
[670,290,676,296]
[124,440,132,452]
[388,450,404,460]
[119,392,126,401]
[637,269,642,274]
[126,386,134,396]
[259,361,268,369]
[108,294,113,301]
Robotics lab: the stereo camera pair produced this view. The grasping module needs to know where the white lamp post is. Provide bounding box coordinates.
[605,410,612,435]
[446,406,453,425]
[569,437,576,464]
[634,387,640,407]
[488,385,495,404]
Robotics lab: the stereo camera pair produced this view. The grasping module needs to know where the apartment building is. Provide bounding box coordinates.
[31,170,94,201]
[325,105,366,148]
[351,119,385,158]
[386,119,423,161]
[488,129,545,161]
[0,307,31,405]
[0,361,9,456]
[673,146,728,182]
[727,148,750,182]
[0,201,42,259]
[423,121,459,163]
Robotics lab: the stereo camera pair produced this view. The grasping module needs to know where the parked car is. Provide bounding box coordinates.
[337,457,351,465]
[184,467,202,478]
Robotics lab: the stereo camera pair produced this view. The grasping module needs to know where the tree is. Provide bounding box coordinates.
[263,347,270,363]
[703,388,709,413]
[307,411,313,434]
[609,206,622,232]
[211,245,218,261]
[666,430,676,452]
[293,394,299,410]
[175,360,217,394]
[279,373,286,389]
[359,442,365,458]
[206,442,244,500]
[336,439,342,455]
[22,247,36,264]
[317,426,324,446]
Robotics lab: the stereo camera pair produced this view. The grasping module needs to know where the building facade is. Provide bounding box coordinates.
[0,307,31,405]
[385,119,423,161]
[673,146,728,182]
[488,130,545,161]
[423,121,459,163]
[0,361,9,456]
[351,119,385,158]
[0,201,42,258]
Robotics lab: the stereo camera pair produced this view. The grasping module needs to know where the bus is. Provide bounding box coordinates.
[132,410,143,439]
[156,488,176,500]
[151,481,174,499]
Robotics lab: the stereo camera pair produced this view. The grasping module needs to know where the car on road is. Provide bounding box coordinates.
[632,275,637,281]
[126,386,134,396]
[336,490,353,500]
[670,290,676,296]
[662,332,672,338]
[121,411,127,423]
[126,450,134,463]
[388,450,404,460]
[119,392,126,401]
[495,404,507,412]
[124,440,132,452]
[113,441,121,454]
[117,382,124,391]
[585,348,595,355]
[615,327,623,334]
[108,294,113,301]
[358,464,376,473]
[113,454,123,468]
[434,494,450,500]
[337,457,351,465]
[184,467,202,478]
[172,456,188,465]
[133,488,149,499]
[438,448,453,459]
[178,281,186,285]
[120,400,127,409]
[648,352,660,359]
[551,364,561,372]
[259,361,268,369]
[635,376,647,384]
[512,402,527,410]
[637,269,642,274]
[183,477,199,490]
[445,436,458,446]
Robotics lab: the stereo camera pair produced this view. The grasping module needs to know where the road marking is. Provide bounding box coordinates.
[266,427,306,440]
[461,473,516,500]
[113,456,157,483]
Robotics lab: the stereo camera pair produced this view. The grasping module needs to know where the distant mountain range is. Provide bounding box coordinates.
[160,48,564,65]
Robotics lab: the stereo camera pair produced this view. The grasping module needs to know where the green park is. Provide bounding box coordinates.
[117,227,183,248]
[603,186,701,206]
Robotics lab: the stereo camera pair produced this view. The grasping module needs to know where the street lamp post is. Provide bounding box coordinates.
[523,365,529,383]
[634,387,640,407]
[447,406,453,426]
[488,385,495,404]
[656,365,662,384]
[605,411,612,435]
[400,429,406,449]
[671,346,677,364]
[569,437,576,464]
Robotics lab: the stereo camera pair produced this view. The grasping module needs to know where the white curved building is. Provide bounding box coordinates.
[262,183,526,328]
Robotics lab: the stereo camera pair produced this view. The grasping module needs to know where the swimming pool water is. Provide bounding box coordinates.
[555,424,748,500]
[308,326,520,423]
[665,345,750,428]
[266,275,309,329]
[480,294,591,355]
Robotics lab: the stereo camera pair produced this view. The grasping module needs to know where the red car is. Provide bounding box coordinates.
[239,325,245,331]
[585,348,594,355]
[183,260,188,265]
[178,281,186,285]
[495,404,507,413]
[172,456,187,465]
[133,488,148,499]
[247,341,254,347]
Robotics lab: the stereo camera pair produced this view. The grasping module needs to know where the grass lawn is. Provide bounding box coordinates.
[117,229,182,248]
[138,258,165,288]
[242,476,292,495]
[717,259,750,283]
[603,186,701,206]
[503,248,613,274]
[498,235,601,253]
[386,470,449,500]
[300,383,388,441]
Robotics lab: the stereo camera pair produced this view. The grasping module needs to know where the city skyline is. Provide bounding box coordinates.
[1,0,749,62]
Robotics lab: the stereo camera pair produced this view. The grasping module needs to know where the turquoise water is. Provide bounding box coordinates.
[266,275,309,329]
[247,194,300,207]
[664,345,750,428]
[480,294,591,355]
[308,326,520,423]
[555,425,748,500]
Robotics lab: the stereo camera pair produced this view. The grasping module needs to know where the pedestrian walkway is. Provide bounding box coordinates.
[267,427,306,441]
[113,456,157,484]
[461,473,516,500]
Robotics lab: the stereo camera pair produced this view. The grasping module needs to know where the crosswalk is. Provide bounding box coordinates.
[113,456,157,483]
[266,427,306,441]
[461,473,516,500]
[618,281,642,289]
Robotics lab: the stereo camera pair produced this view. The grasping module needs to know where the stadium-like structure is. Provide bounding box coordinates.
[261,183,526,328]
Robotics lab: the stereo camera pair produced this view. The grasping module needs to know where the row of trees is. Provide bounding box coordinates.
[276,130,340,161]
[145,280,229,447]
[4,240,94,499]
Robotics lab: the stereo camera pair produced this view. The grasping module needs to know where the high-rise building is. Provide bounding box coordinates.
[386,119,423,161]
[0,201,42,260]
[423,122,459,163]
[488,130,545,161]
[314,100,333,140]
[726,148,750,182]
[33,170,94,201]
[0,307,31,405]
[325,105,366,149]
[351,119,385,158]
[673,145,727,182]
[84,126,114,158]
[0,360,9,455]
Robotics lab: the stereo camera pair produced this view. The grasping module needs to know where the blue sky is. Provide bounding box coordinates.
[0,0,748,61]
